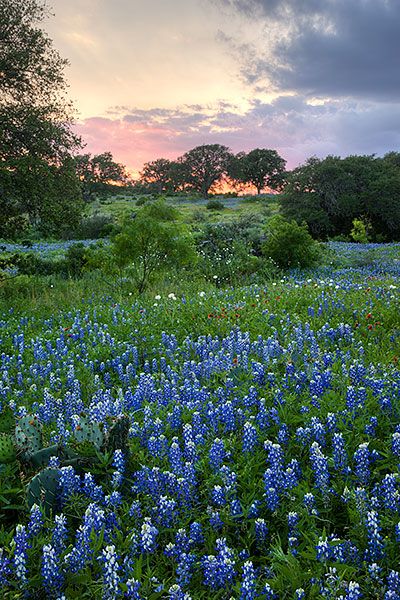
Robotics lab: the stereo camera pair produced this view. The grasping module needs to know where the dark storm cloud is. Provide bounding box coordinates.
[215,0,400,101]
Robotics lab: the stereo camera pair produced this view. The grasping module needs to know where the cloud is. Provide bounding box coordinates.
[213,0,400,101]
[75,97,400,174]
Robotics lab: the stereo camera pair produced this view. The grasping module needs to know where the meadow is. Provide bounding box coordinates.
[0,242,399,599]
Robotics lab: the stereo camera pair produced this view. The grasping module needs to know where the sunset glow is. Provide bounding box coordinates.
[44,0,400,175]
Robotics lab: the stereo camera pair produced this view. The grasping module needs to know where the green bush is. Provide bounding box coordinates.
[262,216,320,268]
[111,200,197,292]
[206,199,225,210]
[73,214,115,239]
[64,243,89,278]
[350,218,370,243]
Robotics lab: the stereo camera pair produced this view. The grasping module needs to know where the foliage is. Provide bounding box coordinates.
[139,158,189,194]
[0,0,83,238]
[72,214,115,240]
[206,199,225,210]
[181,144,233,198]
[281,154,400,240]
[228,148,287,194]
[73,152,130,201]
[262,216,320,268]
[111,200,197,292]
[350,218,370,243]
[195,217,273,284]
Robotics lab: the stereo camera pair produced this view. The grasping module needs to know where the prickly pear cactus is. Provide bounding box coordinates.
[0,433,16,463]
[15,414,43,456]
[27,468,60,512]
[105,415,130,453]
[28,445,60,469]
[73,415,104,450]
[0,406,16,434]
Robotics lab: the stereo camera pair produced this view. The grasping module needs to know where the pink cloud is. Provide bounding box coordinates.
[73,98,400,177]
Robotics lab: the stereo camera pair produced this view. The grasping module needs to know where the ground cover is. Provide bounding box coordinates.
[0,243,399,598]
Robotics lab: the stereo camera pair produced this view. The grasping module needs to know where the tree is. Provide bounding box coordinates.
[281,154,400,240]
[0,0,83,237]
[111,200,196,292]
[140,158,174,194]
[181,144,233,198]
[229,148,286,194]
[74,152,129,200]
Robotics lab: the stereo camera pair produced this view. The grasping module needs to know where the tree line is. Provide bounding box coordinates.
[1,0,400,242]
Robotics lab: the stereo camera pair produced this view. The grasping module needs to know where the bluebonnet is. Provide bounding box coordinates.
[189,522,203,545]
[261,582,276,598]
[345,581,362,599]
[310,442,330,495]
[176,552,196,588]
[105,491,123,508]
[240,560,256,600]
[140,518,158,553]
[28,503,43,537]
[392,433,400,458]
[83,472,104,502]
[0,548,12,587]
[381,474,398,512]
[207,508,223,531]
[255,518,268,544]
[111,470,123,489]
[202,537,235,590]
[211,485,226,507]
[303,492,318,515]
[59,465,80,503]
[287,512,299,555]
[167,584,192,600]
[316,537,331,562]
[365,416,378,436]
[52,514,68,553]
[387,571,400,597]
[332,433,349,474]
[154,495,177,527]
[13,524,29,585]
[126,578,142,599]
[99,545,120,598]
[242,421,257,452]
[209,438,226,471]
[42,544,63,594]
[366,510,384,562]
[230,498,242,517]
[354,443,371,485]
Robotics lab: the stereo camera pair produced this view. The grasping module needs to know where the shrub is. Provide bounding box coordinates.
[64,243,89,278]
[206,199,225,210]
[112,200,196,292]
[74,215,114,239]
[262,216,320,268]
[350,218,370,243]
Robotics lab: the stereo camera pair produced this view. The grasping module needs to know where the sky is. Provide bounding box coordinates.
[45,0,400,176]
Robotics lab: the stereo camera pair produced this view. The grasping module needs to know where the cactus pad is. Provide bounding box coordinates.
[105,415,130,453]
[28,445,60,469]
[72,414,104,450]
[27,468,60,512]
[15,414,43,455]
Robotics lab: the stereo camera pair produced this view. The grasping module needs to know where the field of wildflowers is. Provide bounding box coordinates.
[0,243,399,599]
